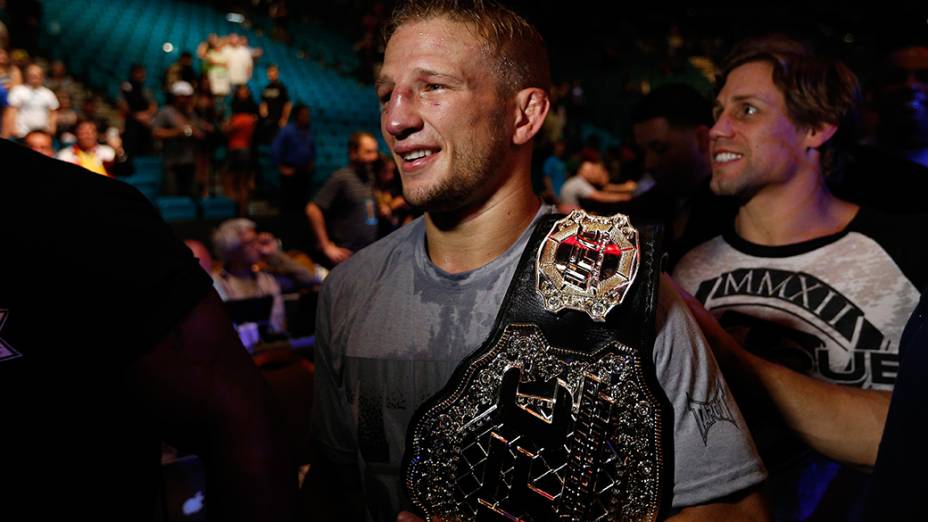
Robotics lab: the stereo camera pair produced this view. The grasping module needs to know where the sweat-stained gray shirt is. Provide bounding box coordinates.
[312,207,765,520]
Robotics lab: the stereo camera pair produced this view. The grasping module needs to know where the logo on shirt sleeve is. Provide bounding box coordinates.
[686,381,738,445]
[0,310,21,362]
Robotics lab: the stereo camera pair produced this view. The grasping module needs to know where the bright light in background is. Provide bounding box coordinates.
[226,13,245,23]
[162,42,175,53]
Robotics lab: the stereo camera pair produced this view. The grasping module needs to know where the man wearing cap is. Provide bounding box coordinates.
[152,81,208,197]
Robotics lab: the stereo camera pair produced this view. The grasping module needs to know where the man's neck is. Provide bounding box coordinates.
[425,178,541,274]
[734,170,858,246]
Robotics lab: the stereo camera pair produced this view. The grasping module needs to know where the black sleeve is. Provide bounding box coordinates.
[850,208,928,291]
[68,172,213,359]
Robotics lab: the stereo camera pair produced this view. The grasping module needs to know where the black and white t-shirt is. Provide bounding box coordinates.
[0,140,212,520]
[673,207,927,520]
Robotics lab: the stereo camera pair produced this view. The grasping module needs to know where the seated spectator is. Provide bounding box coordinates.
[6,63,58,139]
[211,219,319,344]
[56,119,129,177]
[558,159,635,213]
[22,129,54,157]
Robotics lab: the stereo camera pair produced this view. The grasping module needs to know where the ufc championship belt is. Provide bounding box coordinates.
[402,210,672,521]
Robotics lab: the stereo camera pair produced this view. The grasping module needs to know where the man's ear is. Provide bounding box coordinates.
[512,87,550,146]
[804,122,838,150]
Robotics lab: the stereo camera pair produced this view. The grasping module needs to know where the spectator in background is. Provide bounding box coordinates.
[305,131,379,266]
[152,81,206,197]
[211,219,317,341]
[258,64,291,144]
[200,34,231,103]
[874,44,928,167]
[119,64,157,156]
[0,47,22,91]
[6,63,57,138]
[212,218,289,338]
[225,34,259,92]
[22,128,54,156]
[164,51,198,93]
[832,43,928,214]
[558,159,635,213]
[193,89,223,197]
[271,104,315,251]
[630,83,737,269]
[56,119,129,177]
[224,84,260,215]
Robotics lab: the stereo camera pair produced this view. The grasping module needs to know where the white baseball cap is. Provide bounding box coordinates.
[170,81,194,96]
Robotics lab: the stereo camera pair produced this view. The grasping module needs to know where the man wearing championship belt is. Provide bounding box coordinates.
[308,2,767,521]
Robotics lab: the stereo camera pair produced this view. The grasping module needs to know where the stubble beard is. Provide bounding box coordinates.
[403,115,511,214]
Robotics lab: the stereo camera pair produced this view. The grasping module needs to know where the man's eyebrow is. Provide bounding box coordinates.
[726,94,770,106]
[713,94,769,111]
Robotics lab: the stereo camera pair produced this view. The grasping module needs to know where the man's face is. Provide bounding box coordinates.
[709,61,809,200]
[377,17,512,212]
[267,66,279,82]
[25,133,53,157]
[350,134,380,166]
[26,66,43,87]
[879,46,928,145]
[237,228,262,265]
[633,117,708,194]
[76,122,98,151]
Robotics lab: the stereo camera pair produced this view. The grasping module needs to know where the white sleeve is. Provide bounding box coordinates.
[45,89,60,111]
[7,86,25,108]
[652,273,766,508]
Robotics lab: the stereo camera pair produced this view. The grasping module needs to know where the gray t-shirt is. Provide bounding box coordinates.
[313,208,765,519]
[559,175,595,206]
[152,105,199,167]
[312,166,378,251]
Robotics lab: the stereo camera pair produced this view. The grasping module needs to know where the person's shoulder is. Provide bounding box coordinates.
[55,146,76,162]
[7,84,26,101]
[97,144,116,161]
